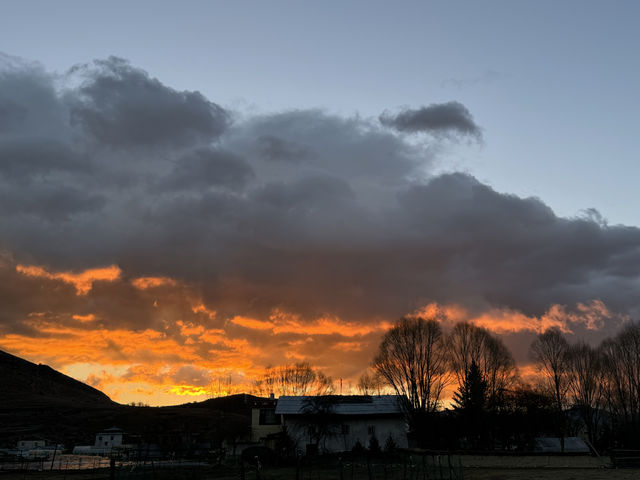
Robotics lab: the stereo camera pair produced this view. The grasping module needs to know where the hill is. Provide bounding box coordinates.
[0,349,115,408]
[0,350,252,451]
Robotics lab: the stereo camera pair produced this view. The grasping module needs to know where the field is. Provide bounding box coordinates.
[461,455,639,480]
[2,455,640,480]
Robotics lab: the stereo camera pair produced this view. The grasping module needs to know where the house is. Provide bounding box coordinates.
[250,397,282,444]
[17,440,46,451]
[94,427,124,450]
[224,396,282,457]
[275,395,408,454]
[73,427,128,455]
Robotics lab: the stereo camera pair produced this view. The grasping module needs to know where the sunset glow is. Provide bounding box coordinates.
[0,257,626,405]
[1,41,639,409]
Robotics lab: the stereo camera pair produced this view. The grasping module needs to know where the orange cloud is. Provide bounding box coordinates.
[232,310,390,337]
[16,263,121,295]
[2,259,625,407]
[416,300,620,335]
[331,341,364,352]
[177,320,205,336]
[192,303,217,319]
[131,276,177,290]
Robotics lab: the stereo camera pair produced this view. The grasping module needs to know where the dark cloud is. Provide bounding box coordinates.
[253,176,354,209]
[256,135,312,163]
[1,53,639,353]
[0,184,105,221]
[157,148,254,192]
[68,57,229,148]
[0,139,88,182]
[379,101,481,137]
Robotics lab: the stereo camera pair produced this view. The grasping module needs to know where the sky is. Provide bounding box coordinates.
[0,0,639,405]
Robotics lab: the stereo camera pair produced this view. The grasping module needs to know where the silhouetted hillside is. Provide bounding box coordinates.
[0,349,114,408]
[0,350,252,450]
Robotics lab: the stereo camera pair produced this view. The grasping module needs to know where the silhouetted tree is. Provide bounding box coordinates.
[453,360,488,412]
[600,323,640,446]
[567,342,604,444]
[448,322,516,410]
[368,434,381,454]
[453,360,488,449]
[254,362,335,397]
[356,371,385,396]
[530,327,570,451]
[373,316,450,414]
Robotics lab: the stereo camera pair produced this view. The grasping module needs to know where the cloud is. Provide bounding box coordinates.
[255,135,312,163]
[1,54,639,404]
[0,139,88,183]
[156,147,254,192]
[67,57,229,148]
[379,101,481,138]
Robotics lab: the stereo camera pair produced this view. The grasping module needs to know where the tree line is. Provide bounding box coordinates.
[231,314,640,451]
[373,315,640,451]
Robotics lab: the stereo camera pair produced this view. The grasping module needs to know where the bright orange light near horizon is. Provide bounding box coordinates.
[169,385,210,396]
[3,261,622,407]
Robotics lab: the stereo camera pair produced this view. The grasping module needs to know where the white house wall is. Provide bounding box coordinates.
[284,416,408,454]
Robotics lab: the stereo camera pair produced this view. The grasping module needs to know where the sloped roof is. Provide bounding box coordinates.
[275,395,404,415]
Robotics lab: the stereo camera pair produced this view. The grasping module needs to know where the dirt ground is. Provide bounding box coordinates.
[2,456,639,480]
[465,467,640,480]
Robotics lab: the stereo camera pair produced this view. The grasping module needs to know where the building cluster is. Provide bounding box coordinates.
[4,394,593,461]
[4,395,409,460]
[243,394,409,455]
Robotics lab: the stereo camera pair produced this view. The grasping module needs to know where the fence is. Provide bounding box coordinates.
[241,451,464,480]
[0,451,464,480]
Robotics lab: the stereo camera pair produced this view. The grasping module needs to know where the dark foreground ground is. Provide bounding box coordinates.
[1,467,640,480]
[0,455,637,480]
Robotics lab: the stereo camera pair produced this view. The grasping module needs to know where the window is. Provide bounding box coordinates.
[341,424,350,435]
[367,426,376,436]
[259,408,280,425]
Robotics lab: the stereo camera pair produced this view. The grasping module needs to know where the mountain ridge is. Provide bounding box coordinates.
[0,349,115,408]
[0,349,255,449]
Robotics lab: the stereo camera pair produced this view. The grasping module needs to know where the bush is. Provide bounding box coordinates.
[384,434,397,453]
[368,435,381,454]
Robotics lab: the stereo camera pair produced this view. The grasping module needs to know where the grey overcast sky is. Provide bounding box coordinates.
[2,0,639,226]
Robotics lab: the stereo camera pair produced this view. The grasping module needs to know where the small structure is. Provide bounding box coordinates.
[224,397,282,457]
[73,427,127,455]
[17,440,46,451]
[94,427,124,450]
[251,397,282,444]
[15,440,62,458]
[275,395,408,454]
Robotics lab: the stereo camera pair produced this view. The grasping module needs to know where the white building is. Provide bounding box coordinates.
[17,440,46,451]
[250,398,282,443]
[73,427,125,455]
[275,395,408,454]
[94,427,124,450]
